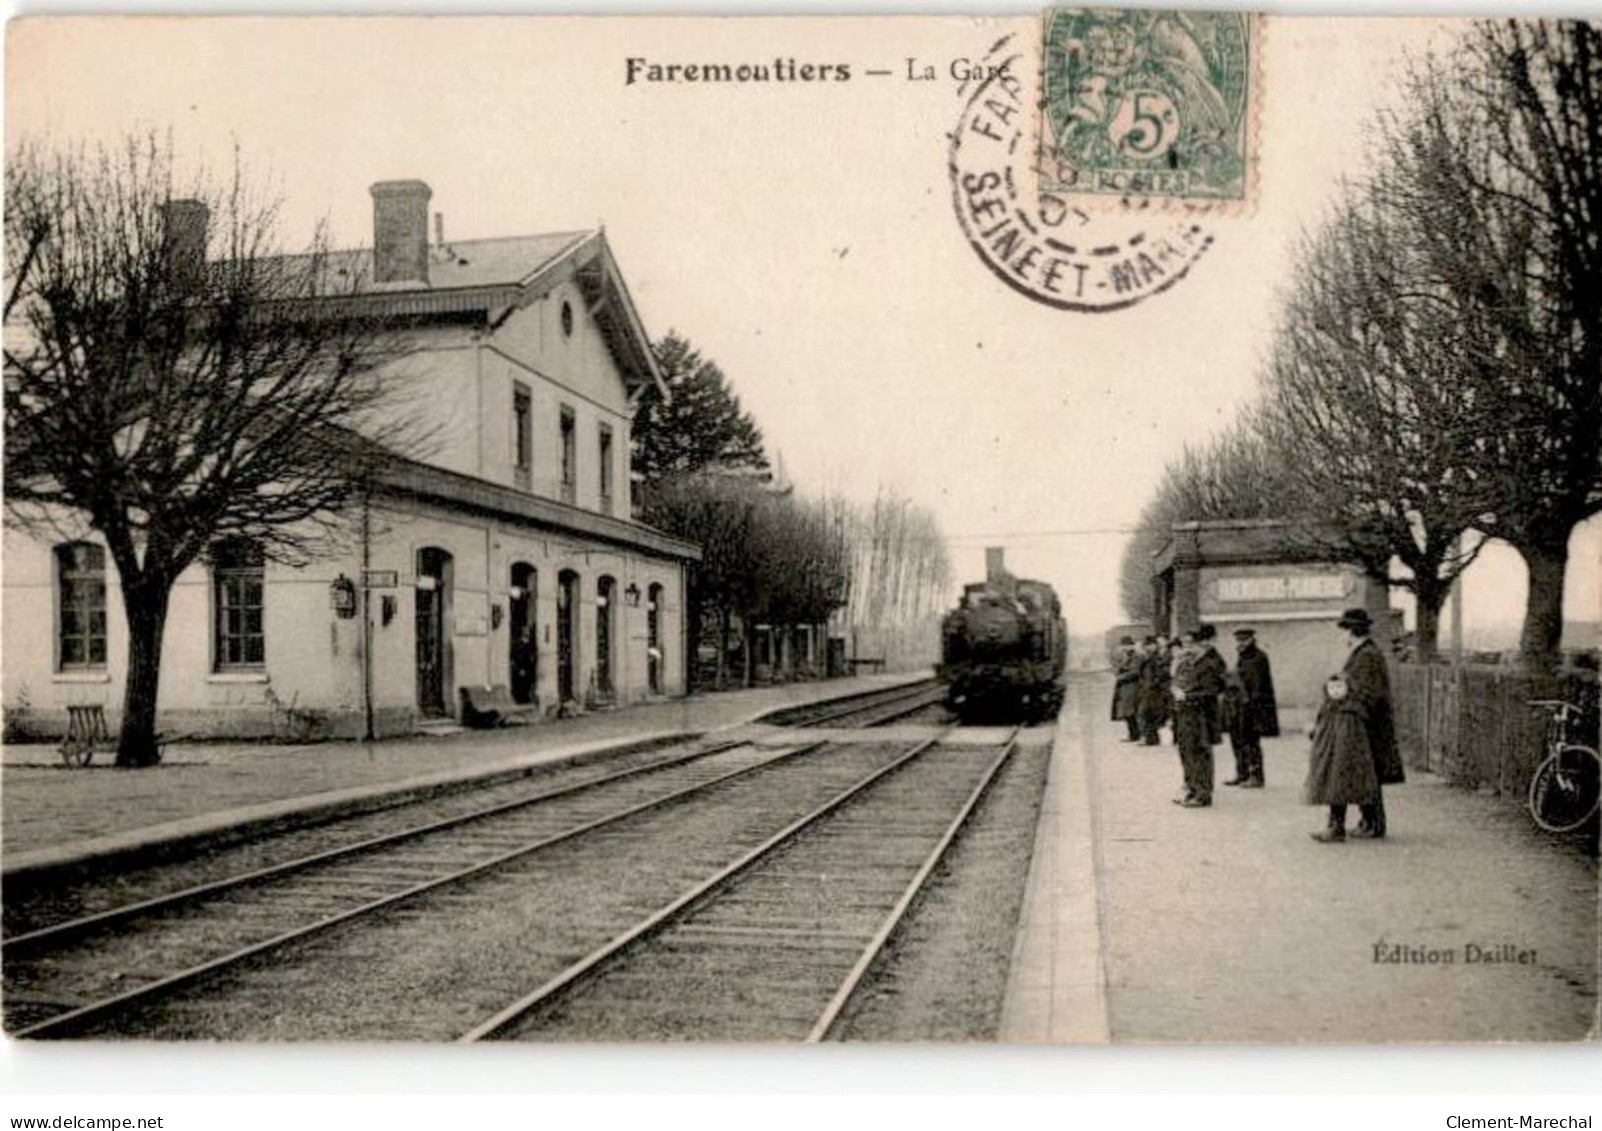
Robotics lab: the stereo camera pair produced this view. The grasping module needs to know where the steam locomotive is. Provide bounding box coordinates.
[937,570,1067,724]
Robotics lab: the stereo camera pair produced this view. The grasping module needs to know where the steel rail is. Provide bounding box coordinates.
[838,688,949,728]
[806,727,1022,1042]
[783,680,942,728]
[458,724,961,1043]
[14,738,829,1040]
[4,738,752,957]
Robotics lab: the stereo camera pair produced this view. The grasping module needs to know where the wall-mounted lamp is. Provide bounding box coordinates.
[330,574,358,619]
[625,583,641,607]
[491,604,504,630]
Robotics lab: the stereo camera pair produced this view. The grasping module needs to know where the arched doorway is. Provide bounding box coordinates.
[557,569,579,705]
[509,562,537,706]
[596,575,617,699]
[647,583,663,694]
[415,547,454,718]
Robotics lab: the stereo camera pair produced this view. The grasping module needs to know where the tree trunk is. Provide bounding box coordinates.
[684,573,703,695]
[1412,584,1444,665]
[1517,541,1568,671]
[716,606,730,691]
[116,579,172,768]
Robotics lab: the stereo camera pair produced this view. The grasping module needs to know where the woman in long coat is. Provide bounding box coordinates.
[1304,673,1380,843]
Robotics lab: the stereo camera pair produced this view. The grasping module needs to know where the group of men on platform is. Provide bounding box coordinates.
[1110,608,1403,839]
[1111,625,1279,808]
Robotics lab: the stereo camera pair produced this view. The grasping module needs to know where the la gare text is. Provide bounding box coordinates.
[624,57,1011,85]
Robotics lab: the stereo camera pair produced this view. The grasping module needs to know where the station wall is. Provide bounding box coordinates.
[2,500,686,742]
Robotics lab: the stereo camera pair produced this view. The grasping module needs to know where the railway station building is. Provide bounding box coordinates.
[1151,519,1397,708]
[2,180,700,740]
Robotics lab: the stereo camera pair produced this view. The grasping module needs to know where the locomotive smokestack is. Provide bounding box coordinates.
[985,547,1006,583]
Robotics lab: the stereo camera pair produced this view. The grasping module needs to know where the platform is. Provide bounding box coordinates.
[1000,672,1599,1043]
[1,673,929,875]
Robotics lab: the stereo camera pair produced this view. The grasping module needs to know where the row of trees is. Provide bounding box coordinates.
[633,333,951,686]
[834,487,953,669]
[1122,20,1600,669]
[643,473,849,687]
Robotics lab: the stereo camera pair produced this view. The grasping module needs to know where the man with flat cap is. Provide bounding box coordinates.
[1111,635,1142,742]
[1171,624,1226,806]
[1223,627,1278,788]
[1335,607,1404,837]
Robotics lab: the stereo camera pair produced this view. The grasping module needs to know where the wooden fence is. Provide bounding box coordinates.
[1392,662,1599,799]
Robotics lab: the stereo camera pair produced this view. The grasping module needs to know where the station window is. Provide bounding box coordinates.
[513,383,532,481]
[212,537,266,669]
[560,405,577,503]
[56,542,107,670]
[599,424,614,513]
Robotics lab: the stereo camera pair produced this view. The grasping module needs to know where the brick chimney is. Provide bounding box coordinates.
[370,180,432,286]
[985,547,1006,583]
[160,199,209,291]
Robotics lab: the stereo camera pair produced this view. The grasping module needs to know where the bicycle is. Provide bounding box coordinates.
[1526,700,1601,834]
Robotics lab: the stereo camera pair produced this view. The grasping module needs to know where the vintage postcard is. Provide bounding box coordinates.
[2,11,1598,1053]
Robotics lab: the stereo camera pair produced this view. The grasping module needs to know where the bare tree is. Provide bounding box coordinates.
[1384,22,1601,667]
[4,135,419,765]
[838,486,951,669]
[1259,186,1492,661]
[1118,422,1302,625]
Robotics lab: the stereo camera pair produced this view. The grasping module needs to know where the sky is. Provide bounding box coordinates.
[6,12,1598,641]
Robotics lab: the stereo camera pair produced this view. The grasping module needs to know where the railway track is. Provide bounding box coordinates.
[5,684,962,1040]
[6,679,993,1038]
[761,678,944,728]
[3,682,940,942]
[465,726,1017,1042]
[5,736,812,1037]
[2,736,728,938]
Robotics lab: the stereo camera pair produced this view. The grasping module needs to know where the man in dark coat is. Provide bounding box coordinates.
[1163,637,1182,744]
[1223,627,1278,788]
[1171,624,1226,806]
[1337,607,1404,838]
[1111,636,1141,741]
[1136,636,1168,746]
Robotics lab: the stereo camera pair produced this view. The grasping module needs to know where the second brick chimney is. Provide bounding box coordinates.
[370,180,432,286]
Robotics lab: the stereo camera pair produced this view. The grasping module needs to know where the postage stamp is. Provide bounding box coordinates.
[1038,8,1261,211]
[949,31,1216,313]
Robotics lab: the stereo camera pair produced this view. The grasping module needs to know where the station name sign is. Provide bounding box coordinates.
[1217,574,1348,603]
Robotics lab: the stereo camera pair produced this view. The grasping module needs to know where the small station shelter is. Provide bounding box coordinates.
[1150,520,1397,708]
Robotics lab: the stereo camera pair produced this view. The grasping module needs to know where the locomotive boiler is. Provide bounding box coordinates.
[937,550,1067,724]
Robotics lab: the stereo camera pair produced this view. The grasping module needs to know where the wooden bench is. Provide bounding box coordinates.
[459,684,534,729]
[846,657,888,674]
[59,704,112,767]
[58,706,190,767]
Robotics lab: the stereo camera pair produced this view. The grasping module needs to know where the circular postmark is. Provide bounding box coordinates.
[948,33,1215,313]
